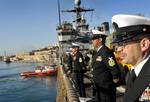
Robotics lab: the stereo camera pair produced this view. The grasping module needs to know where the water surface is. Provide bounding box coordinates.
[0,62,56,102]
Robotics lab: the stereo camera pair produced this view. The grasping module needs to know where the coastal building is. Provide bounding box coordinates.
[15,45,59,63]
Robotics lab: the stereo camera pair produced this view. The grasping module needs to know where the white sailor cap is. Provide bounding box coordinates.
[112,14,150,43]
[72,43,80,48]
[91,29,107,40]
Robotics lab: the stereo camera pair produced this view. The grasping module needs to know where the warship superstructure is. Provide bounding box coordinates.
[56,0,110,62]
[56,0,94,52]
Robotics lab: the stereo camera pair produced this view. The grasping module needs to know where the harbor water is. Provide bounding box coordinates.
[0,62,56,102]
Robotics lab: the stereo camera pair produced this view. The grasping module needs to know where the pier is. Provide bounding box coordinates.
[57,65,79,102]
[56,64,125,102]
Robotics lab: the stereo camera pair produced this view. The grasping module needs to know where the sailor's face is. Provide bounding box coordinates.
[71,47,78,54]
[91,38,101,48]
[119,41,141,66]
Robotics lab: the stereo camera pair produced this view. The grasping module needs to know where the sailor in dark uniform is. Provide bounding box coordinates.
[65,51,73,75]
[112,14,150,102]
[90,29,120,102]
[71,43,86,97]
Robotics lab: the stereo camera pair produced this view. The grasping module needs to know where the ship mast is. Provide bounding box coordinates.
[62,0,94,31]
[57,0,61,26]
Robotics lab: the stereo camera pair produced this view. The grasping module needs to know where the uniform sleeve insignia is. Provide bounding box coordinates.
[96,56,102,61]
[139,85,150,101]
[108,57,115,67]
[79,58,82,63]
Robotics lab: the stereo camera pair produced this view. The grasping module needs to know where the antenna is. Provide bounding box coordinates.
[57,0,61,26]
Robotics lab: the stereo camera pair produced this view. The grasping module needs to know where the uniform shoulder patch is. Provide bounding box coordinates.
[79,57,82,63]
[108,57,115,67]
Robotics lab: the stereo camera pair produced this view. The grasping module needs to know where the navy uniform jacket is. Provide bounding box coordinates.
[92,45,120,89]
[72,51,86,72]
[123,58,150,102]
[67,53,73,70]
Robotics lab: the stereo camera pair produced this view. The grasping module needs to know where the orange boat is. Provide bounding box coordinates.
[20,65,57,77]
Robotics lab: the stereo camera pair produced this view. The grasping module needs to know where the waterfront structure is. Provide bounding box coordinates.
[15,45,59,63]
[0,56,3,61]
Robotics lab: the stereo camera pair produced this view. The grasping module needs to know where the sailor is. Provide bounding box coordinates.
[90,29,120,102]
[65,50,73,74]
[112,14,150,102]
[71,43,86,97]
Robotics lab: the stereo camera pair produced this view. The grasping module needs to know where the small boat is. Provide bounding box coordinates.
[3,56,11,64]
[20,65,57,77]
[3,51,12,64]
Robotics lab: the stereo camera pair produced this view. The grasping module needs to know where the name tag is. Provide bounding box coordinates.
[96,56,102,62]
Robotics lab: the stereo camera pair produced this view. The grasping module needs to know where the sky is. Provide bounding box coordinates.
[0,0,150,55]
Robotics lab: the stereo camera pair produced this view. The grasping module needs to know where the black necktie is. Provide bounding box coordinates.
[127,69,136,89]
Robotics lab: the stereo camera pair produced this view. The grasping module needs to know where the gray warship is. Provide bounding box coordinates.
[56,0,110,63]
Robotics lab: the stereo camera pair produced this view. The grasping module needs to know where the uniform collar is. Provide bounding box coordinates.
[132,55,150,76]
